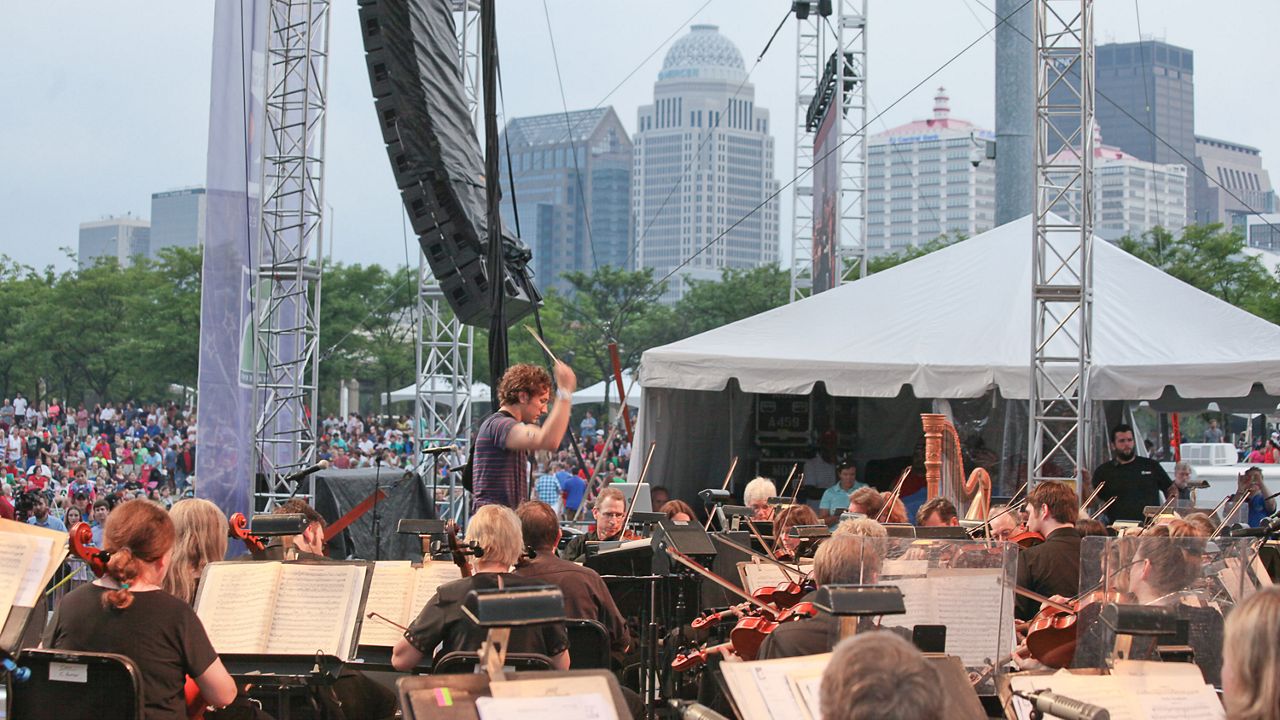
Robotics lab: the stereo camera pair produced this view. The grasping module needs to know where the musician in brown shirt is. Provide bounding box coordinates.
[515,500,631,653]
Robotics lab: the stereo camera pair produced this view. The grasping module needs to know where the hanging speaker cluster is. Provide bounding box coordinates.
[358,0,540,327]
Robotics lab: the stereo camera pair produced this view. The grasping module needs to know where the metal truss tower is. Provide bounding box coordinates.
[789,1,868,302]
[788,8,820,302]
[1029,0,1094,494]
[412,0,480,522]
[834,0,868,284]
[252,0,330,510]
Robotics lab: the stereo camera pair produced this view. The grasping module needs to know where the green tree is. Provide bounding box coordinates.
[865,234,962,276]
[555,266,671,395]
[673,265,790,338]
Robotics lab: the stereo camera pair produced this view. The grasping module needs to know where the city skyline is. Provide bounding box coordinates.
[2,1,1276,276]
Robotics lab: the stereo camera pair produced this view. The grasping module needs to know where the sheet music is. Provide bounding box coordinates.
[409,560,463,618]
[720,653,830,720]
[737,560,809,595]
[0,534,36,622]
[880,558,929,577]
[0,519,68,607]
[267,564,362,657]
[1008,670,1223,720]
[196,562,280,654]
[476,694,615,720]
[787,670,823,720]
[358,561,414,647]
[890,569,1006,666]
[490,675,616,706]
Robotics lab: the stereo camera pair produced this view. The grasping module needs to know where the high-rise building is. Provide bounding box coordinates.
[149,187,207,256]
[633,24,779,302]
[78,216,150,269]
[1047,124,1187,242]
[498,108,632,295]
[1246,214,1280,252]
[1192,136,1276,229]
[866,89,996,253]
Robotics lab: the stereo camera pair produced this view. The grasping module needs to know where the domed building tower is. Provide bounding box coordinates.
[633,24,780,302]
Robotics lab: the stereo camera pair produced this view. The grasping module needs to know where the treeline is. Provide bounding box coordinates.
[5,222,1274,413]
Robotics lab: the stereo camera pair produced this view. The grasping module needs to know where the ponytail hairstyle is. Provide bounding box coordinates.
[102,500,175,610]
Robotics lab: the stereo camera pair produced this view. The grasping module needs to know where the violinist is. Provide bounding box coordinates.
[392,505,569,671]
[43,499,239,718]
[915,497,959,527]
[514,500,630,653]
[1014,481,1081,622]
[773,504,819,560]
[560,486,629,562]
[660,499,697,523]
[270,498,327,559]
[987,504,1018,541]
[744,477,777,521]
[846,486,885,519]
[757,534,884,659]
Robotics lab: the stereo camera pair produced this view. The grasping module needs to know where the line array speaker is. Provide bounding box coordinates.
[358,0,540,327]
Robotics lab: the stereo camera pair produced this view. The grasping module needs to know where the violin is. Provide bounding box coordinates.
[753,578,815,609]
[1007,526,1045,549]
[1019,588,1127,668]
[228,512,266,554]
[673,602,817,671]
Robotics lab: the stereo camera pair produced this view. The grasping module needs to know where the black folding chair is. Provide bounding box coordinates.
[12,648,143,720]
[565,618,612,669]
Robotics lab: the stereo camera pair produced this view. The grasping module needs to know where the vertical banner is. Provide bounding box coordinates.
[812,102,840,294]
[197,0,267,518]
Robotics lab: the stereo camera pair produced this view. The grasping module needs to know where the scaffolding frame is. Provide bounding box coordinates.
[834,0,868,284]
[788,8,820,302]
[251,0,330,510]
[1029,0,1094,494]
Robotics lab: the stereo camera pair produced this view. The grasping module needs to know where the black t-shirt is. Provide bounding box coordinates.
[44,584,219,720]
[1092,457,1172,522]
[404,573,568,664]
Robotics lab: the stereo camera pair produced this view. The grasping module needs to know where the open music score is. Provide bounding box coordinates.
[195,560,368,660]
[0,519,67,647]
[719,652,830,720]
[1006,661,1224,720]
[358,560,463,647]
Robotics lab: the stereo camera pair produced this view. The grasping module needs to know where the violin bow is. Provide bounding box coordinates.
[1213,492,1252,537]
[1011,585,1074,614]
[769,469,806,558]
[877,466,911,522]
[619,441,657,534]
[1147,491,1180,527]
[366,611,408,633]
[777,463,799,499]
[665,545,776,616]
[1089,496,1116,521]
[711,532,805,583]
[705,456,739,531]
[1080,480,1106,513]
[966,499,1025,539]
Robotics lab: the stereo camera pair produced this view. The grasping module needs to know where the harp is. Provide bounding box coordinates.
[921,413,991,521]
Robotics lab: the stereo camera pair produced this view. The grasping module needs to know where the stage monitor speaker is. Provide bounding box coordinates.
[358,0,541,328]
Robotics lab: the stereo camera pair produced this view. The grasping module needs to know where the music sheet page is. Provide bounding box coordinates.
[720,653,831,720]
[891,568,1006,666]
[409,561,463,619]
[476,694,616,720]
[1,519,68,607]
[358,561,414,647]
[267,563,362,658]
[0,534,36,623]
[196,562,281,654]
[1008,671,1224,720]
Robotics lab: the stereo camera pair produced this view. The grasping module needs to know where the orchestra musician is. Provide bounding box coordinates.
[846,486,885,519]
[162,498,227,605]
[915,497,959,527]
[514,501,631,653]
[472,362,576,510]
[560,486,629,562]
[880,493,910,524]
[1014,480,1082,622]
[819,632,942,720]
[659,499,697,523]
[271,498,327,559]
[757,534,884,659]
[772,504,819,559]
[986,504,1018,541]
[1222,586,1280,720]
[43,499,239,718]
[392,504,569,671]
[744,477,777,521]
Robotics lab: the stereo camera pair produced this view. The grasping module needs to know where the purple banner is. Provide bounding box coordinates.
[196,0,267,518]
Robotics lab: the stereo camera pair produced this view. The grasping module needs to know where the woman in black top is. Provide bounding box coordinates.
[392,504,569,671]
[44,499,238,718]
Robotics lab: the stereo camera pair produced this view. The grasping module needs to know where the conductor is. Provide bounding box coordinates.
[473,362,576,510]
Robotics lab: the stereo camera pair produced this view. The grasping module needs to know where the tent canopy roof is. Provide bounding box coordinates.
[641,215,1280,403]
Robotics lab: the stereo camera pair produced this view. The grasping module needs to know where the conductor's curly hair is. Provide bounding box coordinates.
[497,364,552,406]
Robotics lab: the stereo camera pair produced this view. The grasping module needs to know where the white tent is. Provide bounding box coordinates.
[382,378,492,407]
[573,369,641,408]
[633,215,1280,492]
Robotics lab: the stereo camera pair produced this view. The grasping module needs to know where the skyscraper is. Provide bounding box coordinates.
[866,89,996,252]
[1192,136,1275,228]
[633,24,779,302]
[149,187,207,257]
[78,216,150,269]
[1092,41,1195,168]
[498,108,632,295]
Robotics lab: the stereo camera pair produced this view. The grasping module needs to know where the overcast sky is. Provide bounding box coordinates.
[1,1,1275,273]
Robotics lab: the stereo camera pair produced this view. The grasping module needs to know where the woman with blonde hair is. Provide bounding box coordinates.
[163,498,228,605]
[392,504,568,671]
[1222,587,1280,720]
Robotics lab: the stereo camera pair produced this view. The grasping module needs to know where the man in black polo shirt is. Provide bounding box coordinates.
[1090,423,1173,523]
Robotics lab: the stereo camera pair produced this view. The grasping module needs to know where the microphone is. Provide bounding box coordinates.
[282,460,330,484]
[1014,690,1110,720]
[668,700,730,720]
[421,445,459,455]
